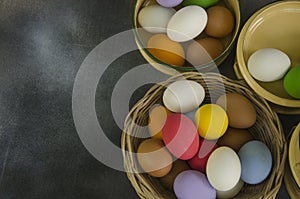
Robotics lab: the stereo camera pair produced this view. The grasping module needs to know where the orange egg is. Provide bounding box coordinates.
[147,34,185,66]
[148,105,171,140]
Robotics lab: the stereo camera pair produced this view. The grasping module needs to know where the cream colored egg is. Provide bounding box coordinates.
[167,6,208,42]
[247,48,291,82]
[163,80,205,113]
[207,147,241,191]
[138,5,176,33]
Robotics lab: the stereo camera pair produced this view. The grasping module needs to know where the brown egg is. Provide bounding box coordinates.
[217,128,254,152]
[216,93,257,128]
[159,160,190,191]
[137,139,173,177]
[186,37,224,66]
[148,105,171,140]
[147,34,185,66]
[205,6,235,38]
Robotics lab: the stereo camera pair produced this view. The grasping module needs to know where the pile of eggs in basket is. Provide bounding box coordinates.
[137,0,235,67]
[136,79,273,199]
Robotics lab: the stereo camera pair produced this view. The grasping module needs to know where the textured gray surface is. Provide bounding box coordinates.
[0,0,298,198]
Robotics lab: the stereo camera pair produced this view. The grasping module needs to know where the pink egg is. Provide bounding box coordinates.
[162,114,199,160]
[188,139,218,173]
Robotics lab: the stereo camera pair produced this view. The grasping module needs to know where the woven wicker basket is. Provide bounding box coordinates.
[122,72,287,199]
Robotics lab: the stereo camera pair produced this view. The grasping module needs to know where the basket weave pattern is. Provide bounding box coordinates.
[122,72,287,199]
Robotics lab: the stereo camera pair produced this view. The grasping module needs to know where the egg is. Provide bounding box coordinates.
[187,37,224,66]
[162,114,199,160]
[160,160,190,191]
[216,93,257,128]
[184,108,197,122]
[137,139,173,177]
[138,5,176,33]
[157,0,183,7]
[238,141,272,184]
[194,104,228,140]
[163,80,205,113]
[217,128,254,152]
[216,179,244,199]
[174,170,216,199]
[247,48,291,82]
[205,6,234,38]
[188,139,218,173]
[148,105,171,140]
[147,34,185,66]
[206,146,241,191]
[167,6,208,42]
[183,0,219,8]
[284,65,300,99]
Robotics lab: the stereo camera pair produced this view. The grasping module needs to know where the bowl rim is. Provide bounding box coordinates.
[132,0,241,71]
[288,122,300,189]
[236,1,300,108]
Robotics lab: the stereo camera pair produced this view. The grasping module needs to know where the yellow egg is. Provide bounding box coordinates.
[147,34,185,66]
[148,105,171,140]
[194,104,228,140]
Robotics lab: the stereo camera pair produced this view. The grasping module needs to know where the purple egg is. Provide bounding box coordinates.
[174,170,216,199]
[157,0,183,8]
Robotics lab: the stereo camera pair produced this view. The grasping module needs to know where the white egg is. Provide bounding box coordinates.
[206,147,241,191]
[163,80,205,113]
[217,179,244,199]
[247,48,291,82]
[167,6,207,42]
[138,5,176,33]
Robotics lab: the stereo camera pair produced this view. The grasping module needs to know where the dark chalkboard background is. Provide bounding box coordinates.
[0,0,298,198]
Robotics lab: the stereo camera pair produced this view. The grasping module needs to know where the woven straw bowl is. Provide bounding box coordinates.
[122,72,287,199]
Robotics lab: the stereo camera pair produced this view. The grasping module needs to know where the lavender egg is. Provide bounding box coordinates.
[157,0,183,7]
[174,170,216,199]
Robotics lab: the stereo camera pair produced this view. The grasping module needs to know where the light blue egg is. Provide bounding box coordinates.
[184,108,198,122]
[238,141,272,184]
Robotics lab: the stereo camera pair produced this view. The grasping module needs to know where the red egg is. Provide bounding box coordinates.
[188,139,218,173]
[162,114,199,160]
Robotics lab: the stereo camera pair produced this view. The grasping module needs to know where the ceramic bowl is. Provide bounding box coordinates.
[235,1,300,114]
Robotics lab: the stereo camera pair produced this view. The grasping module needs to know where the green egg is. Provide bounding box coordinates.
[183,0,219,8]
[284,65,300,99]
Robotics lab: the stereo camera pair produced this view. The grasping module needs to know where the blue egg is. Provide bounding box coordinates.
[238,141,272,184]
[184,108,197,122]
